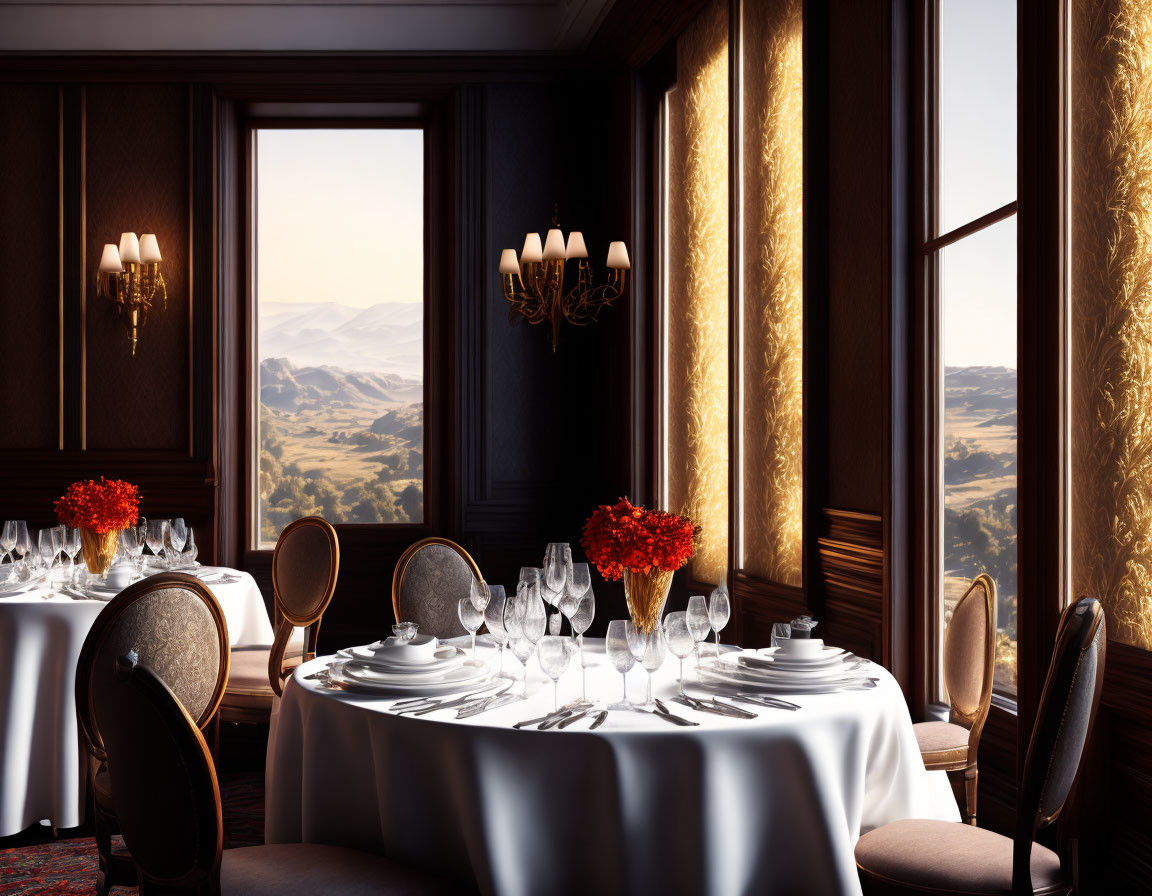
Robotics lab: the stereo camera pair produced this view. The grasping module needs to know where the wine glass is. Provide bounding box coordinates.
[522,583,547,645]
[64,527,81,585]
[686,595,712,672]
[119,528,143,576]
[560,562,590,623]
[570,589,596,700]
[639,625,667,708]
[458,598,485,666]
[663,612,696,696]
[485,585,512,678]
[511,636,535,697]
[606,620,636,708]
[469,575,490,612]
[169,518,188,559]
[544,543,572,595]
[182,527,198,567]
[708,581,731,657]
[37,529,56,589]
[146,520,168,567]
[14,521,32,580]
[1,521,17,582]
[50,526,64,584]
[537,636,575,712]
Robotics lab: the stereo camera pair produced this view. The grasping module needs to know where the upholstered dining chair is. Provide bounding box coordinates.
[95,652,467,895]
[913,573,996,824]
[855,596,1106,896]
[391,536,484,639]
[217,516,339,727]
[76,572,230,896]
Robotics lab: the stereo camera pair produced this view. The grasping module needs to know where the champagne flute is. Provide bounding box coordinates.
[544,544,572,634]
[182,527,198,566]
[639,625,667,708]
[663,612,695,696]
[37,529,56,590]
[119,528,143,577]
[458,598,485,666]
[64,527,81,585]
[169,518,188,559]
[484,585,512,678]
[14,522,32,579]
[570,589,596,700]
[537,636,575,713]
[708,581,731,657]
[686,595,711,672]
[50,526,64,584]
[606,620,636,709]
[1,521,17,581]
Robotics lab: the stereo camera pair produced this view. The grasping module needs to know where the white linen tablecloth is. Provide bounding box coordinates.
[266,639,959,896]
[0,567,272,837]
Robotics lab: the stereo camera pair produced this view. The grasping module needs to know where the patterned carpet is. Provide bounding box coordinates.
[0,771,265,895]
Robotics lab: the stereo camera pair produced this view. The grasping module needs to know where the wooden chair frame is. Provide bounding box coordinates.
[390,536,484,625]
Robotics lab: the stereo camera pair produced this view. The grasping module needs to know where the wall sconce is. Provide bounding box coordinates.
[96,232,166,356]
[499,223,629,351]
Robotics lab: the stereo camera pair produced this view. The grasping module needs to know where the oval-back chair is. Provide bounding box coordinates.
[218,516,339,726]
[391,537,484,639]
[76,571,230,896]
[912,573,996,824]
[855,596,1106,896]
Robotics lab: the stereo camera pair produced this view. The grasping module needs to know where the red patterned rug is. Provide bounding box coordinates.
[0,772,264,895]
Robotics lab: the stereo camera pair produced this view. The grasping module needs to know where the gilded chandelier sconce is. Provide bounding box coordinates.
[96,231,167,356]
[498,216,629,351]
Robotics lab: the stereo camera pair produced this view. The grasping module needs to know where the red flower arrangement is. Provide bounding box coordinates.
[581,497,697,580]
[55,478,141,534]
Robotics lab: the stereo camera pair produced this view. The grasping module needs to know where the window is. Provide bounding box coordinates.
[251,128,424,548]
[928,0,1018,697]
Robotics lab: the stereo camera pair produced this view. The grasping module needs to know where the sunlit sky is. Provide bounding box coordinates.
[939,0,1017,368]
[256,129,423,309]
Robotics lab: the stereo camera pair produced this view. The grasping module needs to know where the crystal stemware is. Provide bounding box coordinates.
[37,529,56,590]
[14,521,32,579]
[0,521,16,574]
[560,561,590,625]
[522,583,547,645]
[511,636,535,697]
[663,611,695,696]
[686,595,712,672]
[606,619,636,708]
[708,580,731,656]
[484,585,511,678]
[639,625,667,708]
[182,527,198,567]
[537,635,575,712]
[146,519,168,568]
[469,575,491,612]
[169,518,188,559]
[458,597,485,666]
[119,528,142,577]
[50,526,64,584]
[569,589,596,700]
[63,526,82,585]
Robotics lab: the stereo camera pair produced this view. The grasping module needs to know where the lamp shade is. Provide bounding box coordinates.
[606,241,631,270]
[118,232,141,265]
[542,228,566,261]
[521,233,543,264]
[139,233,162,264]
[499,249,520,274]
[565,231,588,259]
[98,244,123,274]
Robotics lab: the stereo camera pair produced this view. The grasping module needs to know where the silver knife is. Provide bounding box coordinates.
[588,709,608,729]
[410,686,507,716]
[457,693,521,719]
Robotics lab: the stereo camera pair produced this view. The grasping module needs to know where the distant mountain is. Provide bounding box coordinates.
[259,300,423,380]
[945,365,1016,414]
[260,357,421,412]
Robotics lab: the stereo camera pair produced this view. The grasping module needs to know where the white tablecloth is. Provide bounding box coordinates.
[266,639,959,896]
[0,567,273,837]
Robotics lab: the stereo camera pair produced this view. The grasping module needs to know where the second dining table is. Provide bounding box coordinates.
[266,637,959,896]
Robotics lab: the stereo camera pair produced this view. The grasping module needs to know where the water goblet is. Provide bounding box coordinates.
[708,580,731,657]
[537,636,575,712]
[686,595,712,672]
[458,597,485,666]
[511,637,535,697]
[639,626,667,708]
[169,518,188,559]
[146,520,168,568]
[570,589,596,700]
[663,612,696,696]
[606,620,636,708]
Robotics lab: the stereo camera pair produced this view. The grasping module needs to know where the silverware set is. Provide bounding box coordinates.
[392,682,510,716]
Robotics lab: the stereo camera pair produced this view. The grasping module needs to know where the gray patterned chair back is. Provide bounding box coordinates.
[77,572,230,763]
[392,538,483,639]
[1012,596,1106,892]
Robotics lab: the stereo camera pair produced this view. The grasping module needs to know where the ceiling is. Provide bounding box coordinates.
[0,0,617,54]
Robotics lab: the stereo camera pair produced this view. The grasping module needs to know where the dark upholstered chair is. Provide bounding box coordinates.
[76,572,230,896]
[218,516,339,726]
[913,573,996,824]
[95,653,469,895]
[855,596,1106,896]
[391,537,484,639]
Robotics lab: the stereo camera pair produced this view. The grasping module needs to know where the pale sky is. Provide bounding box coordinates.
[939,0,1016,369]
[256,128,423,309]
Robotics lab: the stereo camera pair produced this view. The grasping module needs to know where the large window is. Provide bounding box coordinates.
[252,128,424,547]
[928,0,1018,697]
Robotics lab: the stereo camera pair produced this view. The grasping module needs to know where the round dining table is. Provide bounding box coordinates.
[0,566,274,837]
[266,638,959,896]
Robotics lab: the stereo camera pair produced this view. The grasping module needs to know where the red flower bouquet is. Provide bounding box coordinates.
[55,478,141,534]
[581,497,697,580]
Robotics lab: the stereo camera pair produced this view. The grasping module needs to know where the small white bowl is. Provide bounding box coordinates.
[774,637,825,659]
[370,633,440,664]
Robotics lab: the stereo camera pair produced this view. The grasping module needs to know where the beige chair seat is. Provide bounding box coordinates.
[224,640,306,710]
[913,720,971,768]
[221,843,465,895]
[855,819,1064,895]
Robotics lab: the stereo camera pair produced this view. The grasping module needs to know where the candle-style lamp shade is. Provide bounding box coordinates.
[542,228,566,261]
[499,249,520,275]
[565,231,588,260]
[98,244,123,274]
[521,233,544,264]
[606,241,631,270]
[139,233,162,264]
[118,232,141,265]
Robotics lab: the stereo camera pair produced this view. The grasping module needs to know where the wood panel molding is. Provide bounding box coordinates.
[817,507,884,663]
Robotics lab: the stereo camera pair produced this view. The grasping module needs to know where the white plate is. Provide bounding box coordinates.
[755,645,847,665]
[699,665,874,694]
[719,657,866,683]
[327,661,493,695]
[339,659,484,686]
[738,651,857,672]
[336,644,463,672]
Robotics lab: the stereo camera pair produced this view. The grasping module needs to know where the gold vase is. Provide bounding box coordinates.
[622,567,675,634]
[80,527,120,576]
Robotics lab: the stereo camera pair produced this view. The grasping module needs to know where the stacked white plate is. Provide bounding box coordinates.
[699,639,874,695]
[325,634,492,696]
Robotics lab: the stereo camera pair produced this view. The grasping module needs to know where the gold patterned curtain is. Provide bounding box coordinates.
[741,0,803,586]
[666,0,730,585]
[1071,0,1152,649]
